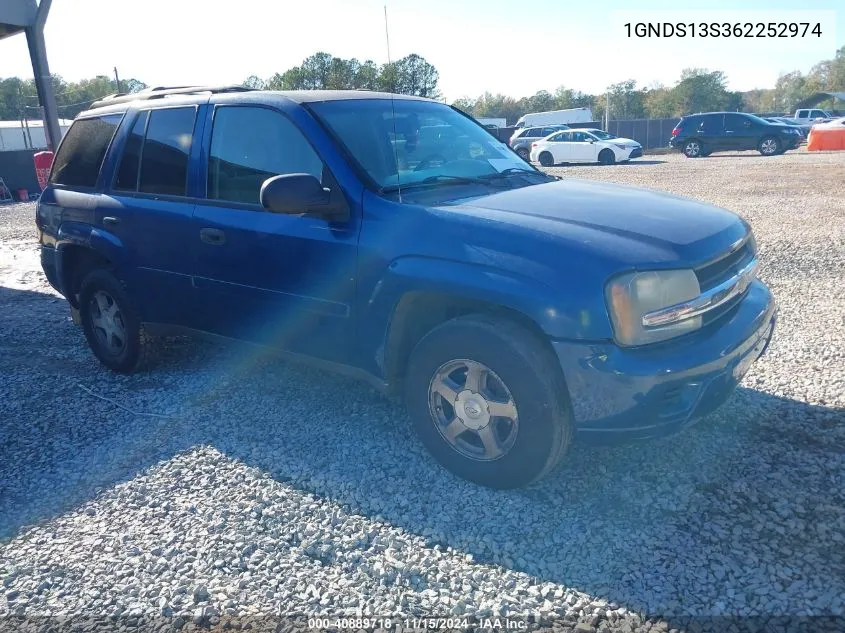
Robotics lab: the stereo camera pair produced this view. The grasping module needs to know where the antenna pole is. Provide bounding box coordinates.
[384,5,402,202]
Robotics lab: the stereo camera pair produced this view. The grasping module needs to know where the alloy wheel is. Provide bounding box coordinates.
[428,359,519,461]
[88,290,127,356]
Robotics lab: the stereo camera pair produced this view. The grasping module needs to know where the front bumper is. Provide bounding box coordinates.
[553,280,777,441]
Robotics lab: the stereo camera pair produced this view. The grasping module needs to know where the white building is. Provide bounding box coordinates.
[0,119,73,151]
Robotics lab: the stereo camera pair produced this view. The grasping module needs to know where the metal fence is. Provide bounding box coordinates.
[605,118,679,150]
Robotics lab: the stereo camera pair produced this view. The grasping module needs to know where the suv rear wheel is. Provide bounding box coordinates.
[683,139,704,158]
[78,268,151,373]
[404,314,573,489]
[516,147,530,161]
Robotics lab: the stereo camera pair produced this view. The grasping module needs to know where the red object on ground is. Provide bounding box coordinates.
[33,151,54,191]
[17,188,29,201]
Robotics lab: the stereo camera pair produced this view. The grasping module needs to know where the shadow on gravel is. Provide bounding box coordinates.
[2,284,844,616]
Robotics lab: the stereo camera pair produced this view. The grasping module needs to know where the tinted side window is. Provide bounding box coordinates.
[698,114,723,132]
[724,114,751,130]
[540,127,557,137]
[50,114,123,188]
[139,108,196,196]
[114,111,149,191]
[523,128,540,137]
[208,106,323,205]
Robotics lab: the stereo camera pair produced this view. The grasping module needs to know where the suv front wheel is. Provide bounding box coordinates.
[758,136,780,156]
[404,314,573,489]
[78,268,151,373]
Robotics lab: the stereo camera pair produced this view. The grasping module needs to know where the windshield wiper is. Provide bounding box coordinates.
[379,174,504,194]
[478,168,558,182]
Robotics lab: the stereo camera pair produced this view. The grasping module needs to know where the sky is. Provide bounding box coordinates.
[0,0,841,103]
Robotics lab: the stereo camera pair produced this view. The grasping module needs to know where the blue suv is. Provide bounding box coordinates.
[37,86,777,488]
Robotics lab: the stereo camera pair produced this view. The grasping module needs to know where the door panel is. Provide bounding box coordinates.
[191,104,359,364]
[547,132,571,163]
[569,132,597,161]
[99,106,203,327]
[723,114,756,150]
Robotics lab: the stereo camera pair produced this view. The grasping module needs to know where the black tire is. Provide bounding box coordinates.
[598,149,615,165]
[405,314,573,489]
[758,136,780,156]
[538,152,554,167]
[78,268,151,373]
[683,139,703,158]
[516,147,530,161]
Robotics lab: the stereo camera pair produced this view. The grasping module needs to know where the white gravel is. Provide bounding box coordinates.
[1,148,844,632]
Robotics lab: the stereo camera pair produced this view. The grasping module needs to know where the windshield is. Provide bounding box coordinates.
[587,130,617,140]
[309,99,539,192]
[744,113,773,126]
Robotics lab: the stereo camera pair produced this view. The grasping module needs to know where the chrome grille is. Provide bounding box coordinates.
[696,235,756,291]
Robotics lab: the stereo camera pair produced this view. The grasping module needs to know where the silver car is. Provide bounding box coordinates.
[509,124,570,160]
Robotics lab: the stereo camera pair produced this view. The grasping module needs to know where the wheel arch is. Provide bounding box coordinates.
[55,222,127,307]
[382,290,564,395]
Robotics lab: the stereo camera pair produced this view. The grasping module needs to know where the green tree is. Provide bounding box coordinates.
[243,75,266,89]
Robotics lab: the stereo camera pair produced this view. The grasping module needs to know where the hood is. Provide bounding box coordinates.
[611,137,640,146]
[443,178,748,268]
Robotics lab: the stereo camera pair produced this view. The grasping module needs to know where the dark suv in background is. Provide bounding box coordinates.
[670,112,803,158]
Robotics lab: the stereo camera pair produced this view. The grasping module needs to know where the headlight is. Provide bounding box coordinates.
[605,269,701,346]
[614,143,629,150]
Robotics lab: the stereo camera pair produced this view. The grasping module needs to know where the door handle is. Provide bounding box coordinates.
[200,227,226,245]
[102,216,121,225]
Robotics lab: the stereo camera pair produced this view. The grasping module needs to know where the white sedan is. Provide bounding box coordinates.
[529,128,643,166]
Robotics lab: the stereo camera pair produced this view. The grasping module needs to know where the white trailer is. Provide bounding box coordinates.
[0,119,73,151]
[514,108,594,129]
[475,117,507,128]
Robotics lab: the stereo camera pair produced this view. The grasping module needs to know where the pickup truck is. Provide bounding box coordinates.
[794,108,834,122]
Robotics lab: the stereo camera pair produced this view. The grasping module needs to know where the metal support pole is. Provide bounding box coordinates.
[25,0,60,151]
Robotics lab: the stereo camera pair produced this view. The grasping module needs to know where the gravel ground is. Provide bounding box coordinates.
[1,149,844,632]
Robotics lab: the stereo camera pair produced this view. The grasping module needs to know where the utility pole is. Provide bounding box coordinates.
[25,0,60,151]
[113,67,122,94]
[605,90,610,131]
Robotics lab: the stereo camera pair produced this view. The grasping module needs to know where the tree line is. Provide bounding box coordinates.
[455,46,844,124]
[0,46,841,124]
[0,75,147,121]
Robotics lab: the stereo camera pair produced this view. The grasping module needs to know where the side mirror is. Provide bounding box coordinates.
[260,174,347,222]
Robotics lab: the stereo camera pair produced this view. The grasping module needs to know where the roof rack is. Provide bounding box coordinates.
[89,85,257,109]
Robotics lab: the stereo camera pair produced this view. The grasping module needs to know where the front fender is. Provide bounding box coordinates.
[358,256,614,375]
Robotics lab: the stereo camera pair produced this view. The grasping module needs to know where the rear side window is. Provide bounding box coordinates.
[50,114,123,188]
[207,106,323,205]
[114,111,148,191]
[140,108,196,196]
[112,107,196,196]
